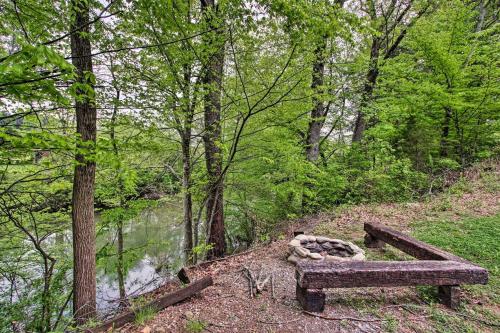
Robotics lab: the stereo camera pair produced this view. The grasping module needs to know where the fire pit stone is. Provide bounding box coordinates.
[287,234,365,264]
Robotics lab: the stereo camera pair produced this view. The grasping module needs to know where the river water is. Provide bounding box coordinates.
[96,198,185,312]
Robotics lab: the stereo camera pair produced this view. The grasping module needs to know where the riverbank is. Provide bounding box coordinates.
[115,162,499,332]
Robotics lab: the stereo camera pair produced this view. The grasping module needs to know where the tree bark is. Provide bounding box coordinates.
[116,220,126,303]
[352,36,380,142]
[305,37,327,163]
[352,0,429,142]
[201,0,226,259]
[70,0,97,324]
[181,132,194,263]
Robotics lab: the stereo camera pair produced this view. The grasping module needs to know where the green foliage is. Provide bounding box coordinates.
[134,306,156,326]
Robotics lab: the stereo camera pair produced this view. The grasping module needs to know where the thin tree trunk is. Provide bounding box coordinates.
[303,36,327,212]
[116,220,126,303]
[201,0,226,259]
[352,37,380,142]
[182,133,194,263]
[305,37,327,163]
[181,45,195,263]
[440,106,452,157]
[70,0,97,324]
[109,63,127,302]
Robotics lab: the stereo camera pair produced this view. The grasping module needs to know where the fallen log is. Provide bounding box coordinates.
[90,276,213,332]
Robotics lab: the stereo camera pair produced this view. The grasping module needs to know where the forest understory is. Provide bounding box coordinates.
[115,161,500,333]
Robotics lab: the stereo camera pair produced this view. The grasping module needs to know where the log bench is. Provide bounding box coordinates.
[295,223,488,312]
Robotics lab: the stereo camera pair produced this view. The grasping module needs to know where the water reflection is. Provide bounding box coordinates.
[96,198,185,312]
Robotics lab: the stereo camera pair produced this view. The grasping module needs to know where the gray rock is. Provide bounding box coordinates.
[295,246,310,258]
[330,239,348,245]
[347,242,364,254]
[308,252,324,260]
[306,235,317,242]
[321,242,333,250]
[315,236,332,243]
[325,255,347,262]
[304,242,323,253]
[287,254,299,264]
[352,253,365,261]
[288,239,301,251]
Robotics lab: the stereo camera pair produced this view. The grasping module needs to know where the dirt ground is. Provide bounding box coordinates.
[117,162,500,333]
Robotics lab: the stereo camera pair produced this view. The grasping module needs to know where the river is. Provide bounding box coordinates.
[95,198,185,312]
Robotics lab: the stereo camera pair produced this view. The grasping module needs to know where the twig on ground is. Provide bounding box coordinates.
[380,303,423,315]
[271,273,275,300]
[242,265,273,298]
[303,311,384,323]
[257,318,301,325]
[205,294,234,301]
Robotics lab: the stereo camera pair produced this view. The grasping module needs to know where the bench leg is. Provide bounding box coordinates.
[438,285,460,309]
[364,233,385,248]
[296,283,325,312]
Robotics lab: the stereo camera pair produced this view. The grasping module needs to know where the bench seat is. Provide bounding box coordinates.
[296,260,488,289]
[295,260,488,312]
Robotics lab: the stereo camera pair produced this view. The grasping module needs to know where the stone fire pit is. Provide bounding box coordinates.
[287,234,365,264]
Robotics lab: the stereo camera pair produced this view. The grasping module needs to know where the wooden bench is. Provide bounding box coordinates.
[295,223,488,312]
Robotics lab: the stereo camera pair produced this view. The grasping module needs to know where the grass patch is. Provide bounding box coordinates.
[412,214,500,303]
[410,214,500,332]
[134,306,156,326]
[184,319,206,333]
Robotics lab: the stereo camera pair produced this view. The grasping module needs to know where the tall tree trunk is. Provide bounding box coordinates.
[352,37,380,142]
[201,0,226,259]
[182,132,194,263]
[70,0,97,324]
[303,37,327,212]
[181,51,195,263]
[305,37,327,163]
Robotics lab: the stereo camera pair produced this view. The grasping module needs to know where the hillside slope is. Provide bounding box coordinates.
[120,162,500,333]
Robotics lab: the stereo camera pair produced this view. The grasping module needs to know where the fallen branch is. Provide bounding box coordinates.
[91,277,213,332]
[242,266,272,298]
[271,273,276,300]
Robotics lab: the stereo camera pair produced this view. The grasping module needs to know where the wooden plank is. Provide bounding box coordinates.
[92,276,213,332]
[364,222,467,262]
[296,260,488,289]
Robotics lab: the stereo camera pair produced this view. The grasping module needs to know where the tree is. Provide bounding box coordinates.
[201,0,226,259]
[70,0,97,324]
[352,0,432,142]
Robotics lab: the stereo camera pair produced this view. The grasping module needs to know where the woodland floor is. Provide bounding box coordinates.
[118,161,500,333]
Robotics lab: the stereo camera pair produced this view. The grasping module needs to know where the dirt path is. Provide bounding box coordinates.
[124,239,419,333]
